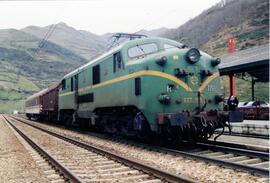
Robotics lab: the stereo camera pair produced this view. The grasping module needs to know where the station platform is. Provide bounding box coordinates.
[229,120,269,137]
[233,120,269,126]
[213,134,269,149]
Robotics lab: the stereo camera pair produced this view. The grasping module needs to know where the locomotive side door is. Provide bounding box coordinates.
[74,74,79,110]
[113,52,124,73]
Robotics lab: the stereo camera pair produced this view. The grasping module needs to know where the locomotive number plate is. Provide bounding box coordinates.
[207,85,216,92]
[183,97,196,103]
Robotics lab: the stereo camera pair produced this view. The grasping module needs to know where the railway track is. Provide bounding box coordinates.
[10,115,269,177]
[4,115,196,183]
[2,115,82,183]
[100,135,270,176]
[174,142,269,176]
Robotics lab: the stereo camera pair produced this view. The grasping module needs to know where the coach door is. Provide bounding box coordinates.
[74,74,79,110]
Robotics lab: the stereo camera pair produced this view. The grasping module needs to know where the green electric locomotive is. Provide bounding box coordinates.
[57,36,241,141]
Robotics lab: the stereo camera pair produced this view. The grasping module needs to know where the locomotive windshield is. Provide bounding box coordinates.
[128,43,158,58]
[164,44,182,50]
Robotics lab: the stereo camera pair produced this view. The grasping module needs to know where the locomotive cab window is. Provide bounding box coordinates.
[128,43,158,58]
[164,44,180,51]
[113,52,123,72]
[92,65,100,85]
[61,79,66,90]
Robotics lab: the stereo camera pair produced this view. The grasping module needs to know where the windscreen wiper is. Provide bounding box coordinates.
[136,45,145,53]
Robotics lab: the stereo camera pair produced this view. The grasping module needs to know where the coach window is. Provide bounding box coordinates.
[92,65,100,85]
[113,52,123,72]
[61,79,66,90]
[128,43,158,59]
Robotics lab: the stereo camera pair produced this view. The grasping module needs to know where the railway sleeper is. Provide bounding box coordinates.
[97,170,141,178]
[84,174,150,183]
[92,160,116,166]
[140,180,162,183]
[225,156,249,162]
[204,151,224,156]
[51,179,65,183]
[213,153,234,159]
[236,158,262,165]
[97,166,130,173]
[47,174,62,180]
[95,163,121,169]
[194,150,213,155]
[251,161,269,168]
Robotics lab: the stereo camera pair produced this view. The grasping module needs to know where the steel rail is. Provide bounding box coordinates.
[8,116,197,183]
[11,115,269,176]
[2,115,83,183]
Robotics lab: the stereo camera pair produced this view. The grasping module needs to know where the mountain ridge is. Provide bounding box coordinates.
[22,22,107,60]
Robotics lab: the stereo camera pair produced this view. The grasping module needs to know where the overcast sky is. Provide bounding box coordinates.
[0,0,220,35]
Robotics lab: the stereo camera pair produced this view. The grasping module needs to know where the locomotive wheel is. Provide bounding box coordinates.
[177,126,184,143]
[206,123,215,139]
[120,118,133,136]
[101,117,117,134]
[186,123,197,144]
[158,122,178,145]
[64,115,72,127]
[133,112,150,140]
[78,119,89,130]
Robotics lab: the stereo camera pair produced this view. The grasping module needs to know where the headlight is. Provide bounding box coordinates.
[186,48,201,63]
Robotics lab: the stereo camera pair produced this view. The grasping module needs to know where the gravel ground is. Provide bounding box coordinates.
[0,117,49,183]
[14,117,269,183]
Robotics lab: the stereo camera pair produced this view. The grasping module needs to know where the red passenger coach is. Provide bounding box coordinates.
[237,101,269,120]
[25,89,48,119]
[41,83,61,121]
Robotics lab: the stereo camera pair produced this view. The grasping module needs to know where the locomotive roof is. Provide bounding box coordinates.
[62,43,123,79]
[43,83,61,95]
[26,88,48,101]
[62,37,182,79]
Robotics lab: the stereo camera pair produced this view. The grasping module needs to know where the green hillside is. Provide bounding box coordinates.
[0,29,89,113]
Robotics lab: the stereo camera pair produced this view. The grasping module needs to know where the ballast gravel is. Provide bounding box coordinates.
[0,117,48,183]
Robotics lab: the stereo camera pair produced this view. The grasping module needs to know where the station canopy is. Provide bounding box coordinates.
[219,44,269,82]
